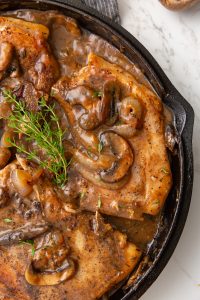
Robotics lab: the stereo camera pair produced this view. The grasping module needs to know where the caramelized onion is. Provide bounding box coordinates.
[0,146,11,169]
[11,169,33,197]
[0,101,12,119]
[0,130,14,148]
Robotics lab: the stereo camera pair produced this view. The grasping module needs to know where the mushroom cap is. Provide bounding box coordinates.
[100,131,134,183]
[25,258,75,286]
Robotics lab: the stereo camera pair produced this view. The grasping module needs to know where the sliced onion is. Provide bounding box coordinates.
[0,146,11,169]
[0,130,14,148]
[11,169,33,197]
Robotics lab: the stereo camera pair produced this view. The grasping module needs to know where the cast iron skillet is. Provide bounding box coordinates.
[0,1,194,299]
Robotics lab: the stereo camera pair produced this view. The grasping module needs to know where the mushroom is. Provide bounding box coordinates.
[0,146,11,169]
[25,230,76,286]
[0,42,13,72]
[110,124,137,138]
[74,161,131,190]
[25,259,75,286]
[66,79,120,130]
[66,85,100,130]
[0,221,49,245]
[119,96,143,128]
[99,131,134,183]
[71,130,133,184]
[159,0,199,10]
[53,90,99,153]
[73,148,115,172]
[104,80,120,126]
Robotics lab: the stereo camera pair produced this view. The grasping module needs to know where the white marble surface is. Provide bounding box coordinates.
[118,0,200,299]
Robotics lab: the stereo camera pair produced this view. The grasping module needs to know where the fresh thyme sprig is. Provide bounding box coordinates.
[3,89,70,187]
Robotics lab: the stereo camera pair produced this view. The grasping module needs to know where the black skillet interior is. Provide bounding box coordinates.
[0,1,194,299]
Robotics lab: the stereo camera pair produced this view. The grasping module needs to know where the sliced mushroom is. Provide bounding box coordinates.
[100,131,134,183]
[0,42,13,72]
[111,124,137,138]
[66,79,120,130]
[72,131,133,185]
[53,81,133,187]
[66,85,100,130]
[73,149,115,172]
[0,221,49,245]
[104,80,120,126]
[74,161,130,190]
[53,91,99,152]
[119,96,143,128]
[25,230,75,286]
[25,259,75,286]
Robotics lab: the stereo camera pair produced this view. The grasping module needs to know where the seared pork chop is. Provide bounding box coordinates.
[53,53,172,220]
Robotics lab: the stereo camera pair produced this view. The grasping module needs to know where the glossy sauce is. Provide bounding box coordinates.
[3,9,166,250]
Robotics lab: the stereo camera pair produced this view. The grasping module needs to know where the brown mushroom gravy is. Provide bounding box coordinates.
[0,9,173,300]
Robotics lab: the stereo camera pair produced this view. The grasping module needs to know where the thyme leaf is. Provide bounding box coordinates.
[97,141,104,154]
[93,91,102,98]
[161,167,169,175]
[19,239,35,256]
[3,218,12,223]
